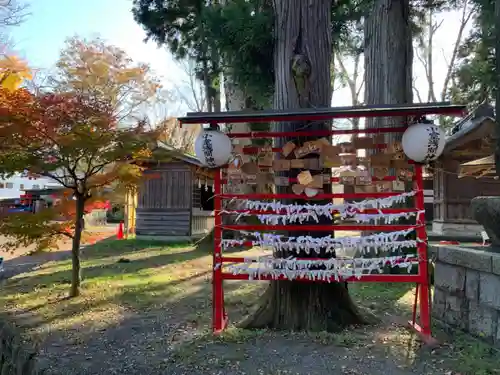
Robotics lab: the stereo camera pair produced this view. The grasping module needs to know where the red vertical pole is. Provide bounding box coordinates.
[414,163,431,336]
[212,166,225,334]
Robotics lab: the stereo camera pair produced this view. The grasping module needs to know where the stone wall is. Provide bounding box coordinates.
[432,245,500,346]
[0,320,38,374]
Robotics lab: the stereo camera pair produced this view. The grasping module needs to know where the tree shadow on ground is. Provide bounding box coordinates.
[3,237,499,375]
[1,234,119,281]
[3,244,208,295]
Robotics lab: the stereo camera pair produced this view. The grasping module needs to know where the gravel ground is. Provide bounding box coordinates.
[2,240,496,375]
[34,315,451,375]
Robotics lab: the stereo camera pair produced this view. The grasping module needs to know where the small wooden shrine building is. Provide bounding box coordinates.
[125,143,215,241]
[432,103,500,235]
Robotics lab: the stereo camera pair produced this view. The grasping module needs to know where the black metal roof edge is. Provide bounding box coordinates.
[156,141,202,166]
[444,103,496,150]
[178,102,466,124]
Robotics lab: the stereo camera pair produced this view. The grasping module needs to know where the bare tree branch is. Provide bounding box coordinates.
[172,58,206,112]
[0,0,29,27]
[335,53,364,131]
[440,0,475,101]
[413,79,424,103]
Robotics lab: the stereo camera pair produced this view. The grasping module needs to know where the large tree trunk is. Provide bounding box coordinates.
[363,0,413,258]
[240,0,364,332]
[364,0,412,139]
[495,0,500,176]
[69,196,85,298]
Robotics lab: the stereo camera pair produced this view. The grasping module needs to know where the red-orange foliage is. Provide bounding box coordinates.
[0,88,165,254]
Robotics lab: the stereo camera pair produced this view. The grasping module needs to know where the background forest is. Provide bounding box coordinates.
[132,0,497,132]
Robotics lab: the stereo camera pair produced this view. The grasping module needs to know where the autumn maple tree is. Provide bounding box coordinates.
[0,54,32,91]
[51,36,162,123]
[0,87,164,297]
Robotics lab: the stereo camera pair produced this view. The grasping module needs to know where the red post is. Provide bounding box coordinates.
[413,163,432,339]
[212,166,226,334]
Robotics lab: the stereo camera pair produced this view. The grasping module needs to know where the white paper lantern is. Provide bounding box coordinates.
[194,129,233,168]
[401,123,446,163]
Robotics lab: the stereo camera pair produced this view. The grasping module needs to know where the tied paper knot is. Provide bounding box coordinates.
[220,190,422,225]
[225,254,419,282]
[245,190,417,218]
[223,209,425,225]
[221,228,422,255]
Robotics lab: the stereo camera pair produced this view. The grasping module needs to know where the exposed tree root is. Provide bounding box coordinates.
[238,281,368,332]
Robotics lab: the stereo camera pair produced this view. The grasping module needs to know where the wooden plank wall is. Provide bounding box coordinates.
[434,158,500,223]
[136,162,193,236]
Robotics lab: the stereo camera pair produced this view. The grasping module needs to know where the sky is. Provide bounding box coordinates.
[12,0,189,116]
[11,0,473,117]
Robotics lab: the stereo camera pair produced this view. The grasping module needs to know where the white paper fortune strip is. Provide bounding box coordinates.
[224,209,425,225]
[242,190,417,219]
[221,228,421,255]
[223,254,418,282]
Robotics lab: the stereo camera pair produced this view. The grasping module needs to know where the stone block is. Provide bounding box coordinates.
[492,252,500,276]
[466,269,480,301]
[497,318,500,347]
[432,287,447,319]
[438,246,492,273]
[479,272,500,310]
[445,295,468,329]
[469,301,498,340]
[434,262,465,294]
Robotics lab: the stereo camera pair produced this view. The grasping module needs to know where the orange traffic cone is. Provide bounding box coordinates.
[117,221,124,240]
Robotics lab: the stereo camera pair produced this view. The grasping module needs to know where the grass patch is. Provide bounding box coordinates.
[1,241,499,374]
[0,239,209,333]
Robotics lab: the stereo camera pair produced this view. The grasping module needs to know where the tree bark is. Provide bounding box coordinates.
[364,0,412,140]
[240,0,364,332]
[363,0,413,259]
[69,196,85,298]
[495,0,500,177]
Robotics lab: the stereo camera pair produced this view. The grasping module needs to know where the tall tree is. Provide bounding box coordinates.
[495,0,500,176]
[172,59,207,113]
[334,19,365,131]
[50,37,161,123]
[0,89,164,297]
[132,0,221,112]
[364,0,413,139]
[413,1,475,105]
[241,0,364,331]
[451,0,494,108]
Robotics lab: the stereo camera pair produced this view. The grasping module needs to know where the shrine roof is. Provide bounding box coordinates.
[444,103,496,154]
[458,154,496,178]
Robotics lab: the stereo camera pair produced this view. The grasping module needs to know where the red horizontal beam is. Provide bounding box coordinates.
[220,208,420,215]
[227,127,406,139]
[221,224,419,231]
[221,272,423,283]
[218,192,416,200]
[221,256,418,264]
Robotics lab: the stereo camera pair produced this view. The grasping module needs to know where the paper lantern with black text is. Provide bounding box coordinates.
[401,123,446,163]
[194,129,233,168]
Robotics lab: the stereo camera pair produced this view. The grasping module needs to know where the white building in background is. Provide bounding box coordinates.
[0,174,62,200]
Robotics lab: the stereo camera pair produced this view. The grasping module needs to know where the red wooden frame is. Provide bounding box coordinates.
[179,103,466,344]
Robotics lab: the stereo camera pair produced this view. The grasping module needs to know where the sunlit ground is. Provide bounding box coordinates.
[0,239,498,374]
